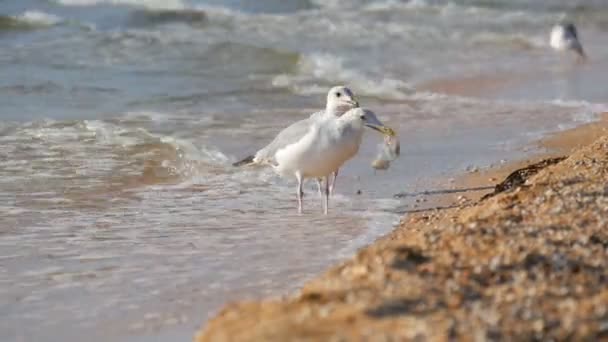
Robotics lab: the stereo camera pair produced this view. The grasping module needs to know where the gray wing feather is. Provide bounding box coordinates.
[254,110,324,164]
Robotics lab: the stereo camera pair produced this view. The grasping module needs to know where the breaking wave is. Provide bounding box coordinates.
[272,53,413,100]
[0,11,62,31]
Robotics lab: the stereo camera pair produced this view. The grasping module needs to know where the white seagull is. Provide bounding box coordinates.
[273,108,394,214]
[550,22,586,60]
[233,86,359,195]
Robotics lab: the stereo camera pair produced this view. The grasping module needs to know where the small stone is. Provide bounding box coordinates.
[348,265,369,278]
[318,306,331,318]
[129,322,145,331]
[165,317,179,326]
[489,256,501,271]
[144,312,161,320]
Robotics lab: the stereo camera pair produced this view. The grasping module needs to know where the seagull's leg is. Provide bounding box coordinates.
[323,176,330,215]
[329,169,339,195]
[296,172,304,214]
[316,178,323,198]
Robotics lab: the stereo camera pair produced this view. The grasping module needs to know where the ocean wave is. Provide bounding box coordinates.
[548,99,608,115]
[82,118,230,174]
[0,11,62,31]
[272,53,413,100]
[128,8,207,27]
[204,42,300,75]
[313,0,561,30]
[16,10,63,26]
[0,81,63,95]
[55,0,186,10]
[316,0,608,13]
[1,118,230,192]
[313,0,489,13]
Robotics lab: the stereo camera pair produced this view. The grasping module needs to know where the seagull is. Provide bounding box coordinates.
[550,22,586,60]
[272,108,394,214]
[233,86,359,195]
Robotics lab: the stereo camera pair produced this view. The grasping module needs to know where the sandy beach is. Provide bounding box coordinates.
[196,113,608,340]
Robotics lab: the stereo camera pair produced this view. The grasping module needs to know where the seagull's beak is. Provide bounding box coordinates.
[336,98,360,114]
[366,124,395,137]
[342,98,359,108]
[364,115,395,137]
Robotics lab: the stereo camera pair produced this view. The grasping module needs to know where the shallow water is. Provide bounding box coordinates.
[1,0,607,341]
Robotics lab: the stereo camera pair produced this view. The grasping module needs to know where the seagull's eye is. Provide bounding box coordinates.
[359,114,365,120]
[336,92,341,98]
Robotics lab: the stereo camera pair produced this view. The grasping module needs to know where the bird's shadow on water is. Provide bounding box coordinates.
[391,185,494,214]
[393,186,494,198]
[393,204,460,214]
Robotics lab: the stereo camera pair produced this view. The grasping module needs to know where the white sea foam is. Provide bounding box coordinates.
[83,120,141,147]
[121,111,175,123]
[273,53,412,100]
[14,10,62,26]
[468,32,548,49]
[549,99,607,111]
[550,100,607,124]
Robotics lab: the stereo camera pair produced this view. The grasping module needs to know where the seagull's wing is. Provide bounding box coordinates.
[253,110,324,164]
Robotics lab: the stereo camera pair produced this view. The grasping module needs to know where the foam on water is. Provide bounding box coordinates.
[14,10,63,26]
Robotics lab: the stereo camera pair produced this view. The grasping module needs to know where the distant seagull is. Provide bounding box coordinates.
[550,22,586,60]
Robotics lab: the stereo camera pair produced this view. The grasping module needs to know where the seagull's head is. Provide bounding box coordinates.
[552,22,578,41]
[559,22,579,39]
[325,85,359,115]
[345,108,395,137]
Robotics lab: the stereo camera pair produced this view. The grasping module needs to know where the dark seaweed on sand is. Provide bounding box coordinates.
[482,156,567,200]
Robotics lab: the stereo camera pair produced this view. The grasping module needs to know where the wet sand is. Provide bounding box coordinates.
[195,113,608,340]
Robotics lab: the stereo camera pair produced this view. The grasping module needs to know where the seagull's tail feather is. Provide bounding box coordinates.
[232,155,256,167]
